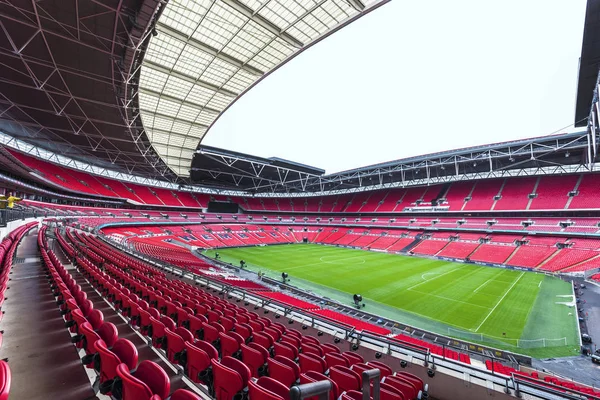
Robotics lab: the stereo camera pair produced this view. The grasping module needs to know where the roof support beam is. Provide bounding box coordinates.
[218,0,304,49]
[140,109,209,130]
[155,22,264,77]
[138,87,221,116]
[143,60,238,98]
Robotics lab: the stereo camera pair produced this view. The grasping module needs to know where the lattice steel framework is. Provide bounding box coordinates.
[137,0,388,177]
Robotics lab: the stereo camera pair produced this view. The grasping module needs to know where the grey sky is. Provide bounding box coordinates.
[204,0,587,174]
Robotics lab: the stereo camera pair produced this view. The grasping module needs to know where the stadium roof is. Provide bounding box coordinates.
[138,0,388,177]
[0,0,388,182]
[575,0,600,127]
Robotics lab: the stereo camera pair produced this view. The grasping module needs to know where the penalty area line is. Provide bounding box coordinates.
[473,271,525,333]
[473,279,492,293]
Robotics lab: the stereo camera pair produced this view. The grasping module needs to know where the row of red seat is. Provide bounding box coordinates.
[41,225,203,400]
[57,227,430,400]
[109,222,600,273]
[0,221,38,400]
[485,360,600,398]
[10,146,600,212]
[393,334,470,365]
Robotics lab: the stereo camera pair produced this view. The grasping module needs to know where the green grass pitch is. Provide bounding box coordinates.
[205,244,580,358]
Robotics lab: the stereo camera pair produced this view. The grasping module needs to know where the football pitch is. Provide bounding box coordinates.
[204,244,580,358]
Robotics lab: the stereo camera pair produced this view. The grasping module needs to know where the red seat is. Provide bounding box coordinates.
[212,357,251,400]
[267,355,299,388]
[241,343,268,378]
[341,352,364,366]
[368,361,394,379]
[248,376,291,400]
[273,341,298,360]
[94,339,138,391]
[219,331,243,359]
[170,389,203,400]
[165,327,193,364]
[253,332,274,350]
[329,366,361,393]
[116,360,170,400]
[300,371,339,400]
[340,390,365,400]
[188,314,208,339]
[383,376,419,400]
[302,343,324,357]
[87,309,104,330]
[321,343,341,355]
[185,341,212,384]
[298,353,327,375]
[396,372,426,394]
[379,383,405,400]
[233,323,252,342]
[325,353,350,368]
[0,360,11,400]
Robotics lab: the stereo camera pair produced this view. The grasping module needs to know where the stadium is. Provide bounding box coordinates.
[0,0,599,399]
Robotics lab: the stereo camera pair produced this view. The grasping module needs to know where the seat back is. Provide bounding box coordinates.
[267,357,296,388]
[189,314,208,339]
[298,353,327,375]
[170,389,203,400]
[321,343,341,354]
[219,332,241,359]
[0,360,11,400]
[165,328,186,364]
[233,323,252,341]
[97,322,118,348]
[396,372,424,392]
[249,377,291,400]
[116,362,154,400]
[342,352,364,365]
[253,332,273,349]
[379,384,405,400]
[383,376,417,400]
[302,343,324,357]
[325,353,350,369]
[329,366,361,393]
[95,339,138,384]
[274,341,298,360]
[300,371,339,400]
[135,360,171,399]
[212,357,250,400]
[240,343,267,378]
[80,322,101,355]
[87,309,104,330]
[367,361,393,379]
[184,342,211,384]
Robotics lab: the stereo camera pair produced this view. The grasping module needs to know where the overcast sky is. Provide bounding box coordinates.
[204,0,588,174]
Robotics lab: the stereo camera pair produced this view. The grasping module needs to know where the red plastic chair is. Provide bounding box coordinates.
[326,353,350,369]
[94,339,138,392]
[0,360,11,400]
[267,356,299,387]
[274,341,298,360]
[170,389,203,400]
[298,353,327,375]
[248,376,291,400]
[165,327,194,364]
[342,352,364,366]
[329,366,361,393]
[184,342,212,384]
[212,357,251,400]
[116,360,170,400]
[300,371,339,400]
[241,343,268,378]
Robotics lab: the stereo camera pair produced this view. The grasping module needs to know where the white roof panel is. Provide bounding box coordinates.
[139,0,386,176]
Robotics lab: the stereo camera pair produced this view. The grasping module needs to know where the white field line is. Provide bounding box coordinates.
[538,280,542,288]
[409,288,492,310]
[407,265,466,291]
[473,279,492,293]
[282,254,369,271]
[474,271,525,332]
